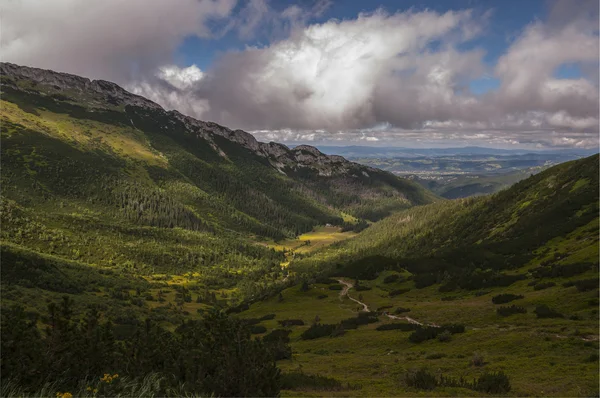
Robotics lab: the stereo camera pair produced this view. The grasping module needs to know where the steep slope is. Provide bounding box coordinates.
[0,62,436,241]
[293,154,599,283]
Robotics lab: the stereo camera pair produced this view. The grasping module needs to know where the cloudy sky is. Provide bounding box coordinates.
[2,0,599,149]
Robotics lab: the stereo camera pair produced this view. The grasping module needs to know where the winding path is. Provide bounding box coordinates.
[335,278,438,327]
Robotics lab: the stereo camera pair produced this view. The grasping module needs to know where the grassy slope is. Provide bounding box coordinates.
[238,156,599,396]
[0,69,434,315]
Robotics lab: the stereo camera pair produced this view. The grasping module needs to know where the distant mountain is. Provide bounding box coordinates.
[315,145,598,159]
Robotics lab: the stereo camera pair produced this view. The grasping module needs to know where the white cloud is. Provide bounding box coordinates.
[1,0,236,83]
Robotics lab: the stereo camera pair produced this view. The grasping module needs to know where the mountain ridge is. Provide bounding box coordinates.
[1,62,381,178]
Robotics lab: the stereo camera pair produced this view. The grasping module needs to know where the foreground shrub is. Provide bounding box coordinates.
[496,305,527,317]
[492,293,524,304]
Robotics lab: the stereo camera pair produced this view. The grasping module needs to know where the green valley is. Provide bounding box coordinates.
[1,63,598,397]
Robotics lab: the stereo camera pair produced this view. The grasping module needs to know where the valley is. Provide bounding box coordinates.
[0,63,598,397]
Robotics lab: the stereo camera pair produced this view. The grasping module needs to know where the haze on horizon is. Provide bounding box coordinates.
[2,0,599,150]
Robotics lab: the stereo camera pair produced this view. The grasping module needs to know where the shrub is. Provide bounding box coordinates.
[389,289,410,297]
[584,353,599,363]
[474,290,491,297]
[531,262,594,279]
[278,319,305,327]
[316,294,328,299]
[383,274,400,284]
[492,293,524,304]
[437,330,452,342]
[405,368,437,390]
[534,305,563,318]
[574,279,598,292]
[315,277,337,285]
[328,284,344,291]
[475,371,511,394]
[426,353,447,359]
[300,323,338,340]
[280,372,343,391]
[394,307,411,314]
[472,351,485,367]
[496,305,527,317]
[376,305,393,311]
[534,282,556,291]
[376,323,419,332]
[409,327,440,343]
[250,325,267,334]
[355,285,372,291]
[259,313,276,321]
[340,313,378,330]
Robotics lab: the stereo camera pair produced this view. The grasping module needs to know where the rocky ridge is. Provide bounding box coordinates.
[1,62,374,177]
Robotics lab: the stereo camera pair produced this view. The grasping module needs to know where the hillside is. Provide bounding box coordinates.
[0,62,436,307]
[230,155,599,396]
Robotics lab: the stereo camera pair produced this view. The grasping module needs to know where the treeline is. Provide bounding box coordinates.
[1,297,286,397]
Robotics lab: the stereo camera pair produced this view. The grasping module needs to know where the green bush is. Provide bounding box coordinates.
[405,368,437,390]
[389,289,410,297]
[475,371,511,394]
[300,323,338,340]
[492,293,524,304]
[376,323,419,331]
[328,284,344,291]
[534,305,563,318]
[533,281,556,291]
[278,319,305,327]
[383,274,400,283]
[280,372,343,391]
[497,305,527,317]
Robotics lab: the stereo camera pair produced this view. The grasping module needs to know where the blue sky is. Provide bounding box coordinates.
[177,0,569,96]
[4,0,598,148]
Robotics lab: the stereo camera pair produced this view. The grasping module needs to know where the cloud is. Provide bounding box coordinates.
[2,0,598,149]
[135,2,597,149]
[1,0,236,83]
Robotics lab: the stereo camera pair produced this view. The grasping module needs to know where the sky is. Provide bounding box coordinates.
[2,0,599,149]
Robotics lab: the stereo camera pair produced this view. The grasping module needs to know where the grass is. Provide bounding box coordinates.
[238,266,599,397]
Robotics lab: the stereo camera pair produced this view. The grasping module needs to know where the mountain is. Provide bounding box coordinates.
[316,145,598,159]
[0,62,436,241]
[293,154,599,281]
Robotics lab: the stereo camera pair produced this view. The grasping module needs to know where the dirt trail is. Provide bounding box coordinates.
[336,278,438,327]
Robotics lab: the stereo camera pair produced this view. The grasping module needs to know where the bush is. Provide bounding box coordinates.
[496,305,527,317]
[475,371,511,394]
[376,323,419,332]
[259,313,276,321]
[492,293,524,304]
[250,325,267,334]
[280,372,343,391]
[531,262,594,279]
[394,307,411,314]
[472,351,486,367]
[437,330,452,342]
[355,285,372,291]
[383,274,400,284]
[534,281,556,291]
[574,279,598,292]
[426,353,446,359]
[316,294,328,299]
[474,290,491,297]
[278,319,305,327]
[389,289,410,297]
[584,353,599,363]
[534,305,563,318]
[405,368,437,390]
[300,323,338,340]
[315,277,337,285]
[340,313,378,330]
[409,327,440,343]
[328,284,344,291]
